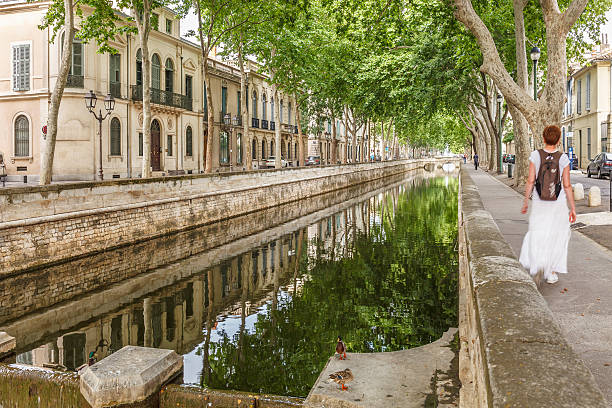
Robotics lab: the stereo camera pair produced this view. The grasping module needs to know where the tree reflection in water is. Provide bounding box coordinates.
[199,177,458,397]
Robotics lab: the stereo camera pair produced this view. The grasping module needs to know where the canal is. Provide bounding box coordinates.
[1,171,458,398]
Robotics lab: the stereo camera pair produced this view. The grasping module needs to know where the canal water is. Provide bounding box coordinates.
[2,172,458,398]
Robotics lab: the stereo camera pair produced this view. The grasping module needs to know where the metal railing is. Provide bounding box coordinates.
[109,82,121,99]
[261,119,269,130]
[252,118,260,128]
[270,121,275,131]
[66,74,84,88]
[130,85,192,110]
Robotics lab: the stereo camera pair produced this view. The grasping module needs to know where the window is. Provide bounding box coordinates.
[151,13,159,30]
[12,44,30,91]
[270,97,275,123]
[166,18,172,35]
[252,90,258,119]
[110,117,121,156]
[222,86,227,117]
[262,93,267,120]
[237,133,242,163]
[165,58,174,93]
[327,120,331,133]
[288,102,292,125]
[167,134,173,156]
[109,54,120,98]
[280,100,284,123]
[203,83,207,116]
[252,138,257,159]
[270,140,275,156]
[261,140,266,158]
[220,131,229,164]
[587,127,591,160]
[186,126,193,156]
[294,143,297,159]
[151,54,161,90]
[577,79,582,114]
[185,75,192,100]
[14,115,29,157]
[61,33,83,77]
[237,91,241,114]
[586,73,591,111]
[136,49,142,86]
[602,122,608,153]
[138,132,143,156]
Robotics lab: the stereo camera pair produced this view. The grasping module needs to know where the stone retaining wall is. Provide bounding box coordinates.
[458,168,607,407]
[0,160,435,277]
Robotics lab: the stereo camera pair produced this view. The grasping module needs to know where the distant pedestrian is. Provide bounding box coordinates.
[463,154,467,164]
[520,125,576,285]
[473,154,479,170]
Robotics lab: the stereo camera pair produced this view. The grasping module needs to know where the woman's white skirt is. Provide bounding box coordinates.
[519,196,571,280]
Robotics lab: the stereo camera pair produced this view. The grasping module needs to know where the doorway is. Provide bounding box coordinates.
[151,119,161,171]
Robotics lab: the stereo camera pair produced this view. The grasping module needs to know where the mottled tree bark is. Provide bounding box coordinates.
[135,0,152,178]
[237,38,250,170]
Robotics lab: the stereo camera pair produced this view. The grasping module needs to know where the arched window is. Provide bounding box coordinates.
[219,131,229,164]
[165,58,174,93]
[136,49,142,86]
[237,133,242,164]
[261,140,266,158]
[280,100,284,124]
[151,54,161,90]
[110,117,121,156]
[262,93,267,120]
[252,90,258,119]
[186,126,193,157]
[288,102,292,125]
[282,141,287,158]
[270,140,275,157]
[14,115,29,157]
[294,143,297,160]
[252,138,257,160]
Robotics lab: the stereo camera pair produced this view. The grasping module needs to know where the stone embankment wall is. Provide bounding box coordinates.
[458,168,607,407]
[0,160,432,277]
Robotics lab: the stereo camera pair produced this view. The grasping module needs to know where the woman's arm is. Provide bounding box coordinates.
[562,165,577,223]
[521,162,536,214]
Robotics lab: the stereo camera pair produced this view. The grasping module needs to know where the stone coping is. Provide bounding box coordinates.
[459,167,607,407]
[160,384,305,407]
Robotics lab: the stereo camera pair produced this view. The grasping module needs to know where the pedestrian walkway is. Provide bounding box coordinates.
[467,167,612,404]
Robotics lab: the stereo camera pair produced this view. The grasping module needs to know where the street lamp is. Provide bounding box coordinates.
[530,46,541,101]
[85,90,114,180]
[497,93,503,174]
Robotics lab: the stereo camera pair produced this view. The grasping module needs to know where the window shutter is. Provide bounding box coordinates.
[12,44,30,91]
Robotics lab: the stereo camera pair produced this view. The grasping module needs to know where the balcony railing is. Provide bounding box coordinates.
[130,85,192,110]
[252,118,260,128]
[261,119,269,130]
[110,82,121,99]
[294,125,299,134]
[66,74,84,88]
[270,121,276,131]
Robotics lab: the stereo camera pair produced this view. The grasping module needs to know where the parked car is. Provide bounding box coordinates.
[265,156,288,168]
[570,157,578,170]
[586,152,612,179]
[306,156,321,166]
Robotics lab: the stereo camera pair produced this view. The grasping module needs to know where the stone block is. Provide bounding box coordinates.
[573,183,584,200]
[0,331,16,353]
[80,346,183,408]
[588,186,601,207]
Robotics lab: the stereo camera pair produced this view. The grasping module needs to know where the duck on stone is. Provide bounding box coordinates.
[335,336,347,360]
[329,368,354,391]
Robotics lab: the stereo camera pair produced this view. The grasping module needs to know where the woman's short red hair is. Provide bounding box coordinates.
[543,125,561,145]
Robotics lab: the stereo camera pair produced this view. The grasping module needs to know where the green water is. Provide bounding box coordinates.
[199,177,459,396]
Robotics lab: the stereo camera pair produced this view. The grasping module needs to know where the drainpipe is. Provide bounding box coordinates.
[127,33,132,178]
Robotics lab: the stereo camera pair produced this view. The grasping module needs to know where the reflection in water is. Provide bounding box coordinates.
[9,176,458,397]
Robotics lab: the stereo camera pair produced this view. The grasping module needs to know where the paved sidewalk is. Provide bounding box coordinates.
[467,167,612,405]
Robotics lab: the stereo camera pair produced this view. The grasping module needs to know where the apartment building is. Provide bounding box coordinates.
[0,1,299,182]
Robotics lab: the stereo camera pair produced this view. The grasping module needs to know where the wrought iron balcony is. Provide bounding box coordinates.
[261,119,269,130]
[109,82,121,99]
[294,125,299,134]
[270,121,276,131]
[66,74,84,88]
[252,118,260,128]
[130,85,192,110]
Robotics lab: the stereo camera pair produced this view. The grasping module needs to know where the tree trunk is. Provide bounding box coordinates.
[237,39,250,170]
[137,4,152,178]
[272,85,281,169]
[40,0,74,185]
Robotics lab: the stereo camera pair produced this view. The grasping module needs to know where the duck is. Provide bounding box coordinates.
[329,368,354,391]
[336,336,347,360]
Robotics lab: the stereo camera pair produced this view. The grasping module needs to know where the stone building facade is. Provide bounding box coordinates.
[562,46,612,169]
[0,1,299,182]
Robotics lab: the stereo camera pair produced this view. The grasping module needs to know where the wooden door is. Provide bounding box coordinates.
[151,119,161,171]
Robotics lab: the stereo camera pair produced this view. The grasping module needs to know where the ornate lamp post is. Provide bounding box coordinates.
[497,93,503,174]
[530,46,541,101]
[85,90,115,180]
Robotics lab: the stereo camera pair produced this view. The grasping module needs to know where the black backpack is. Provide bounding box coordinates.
[535,149,562,201]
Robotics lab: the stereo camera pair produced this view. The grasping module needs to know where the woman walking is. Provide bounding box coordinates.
[520,125,576,284]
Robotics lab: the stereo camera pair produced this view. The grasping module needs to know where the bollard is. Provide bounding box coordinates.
[588,186,601,207]
[573,183,585,200]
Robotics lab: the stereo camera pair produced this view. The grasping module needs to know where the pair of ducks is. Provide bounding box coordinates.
[329,336,354,391]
